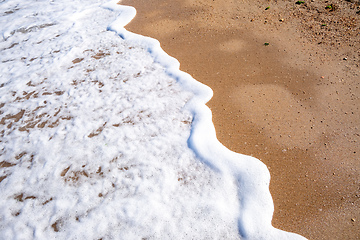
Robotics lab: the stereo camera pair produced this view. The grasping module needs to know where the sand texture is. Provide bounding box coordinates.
[120,0,360,239]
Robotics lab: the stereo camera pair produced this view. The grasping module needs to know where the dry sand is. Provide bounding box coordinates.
[120,0,360,239]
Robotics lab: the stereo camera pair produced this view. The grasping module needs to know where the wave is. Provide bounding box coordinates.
[105,1,307,239]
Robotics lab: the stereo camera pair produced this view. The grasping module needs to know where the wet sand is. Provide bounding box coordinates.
[120,0,360,239]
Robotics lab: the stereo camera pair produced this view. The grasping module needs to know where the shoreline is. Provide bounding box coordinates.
[120,0,360,239]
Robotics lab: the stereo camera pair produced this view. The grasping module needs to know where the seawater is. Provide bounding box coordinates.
[0,0,306,239]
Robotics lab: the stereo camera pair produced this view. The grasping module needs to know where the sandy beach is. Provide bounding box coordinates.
[120,0,360,239]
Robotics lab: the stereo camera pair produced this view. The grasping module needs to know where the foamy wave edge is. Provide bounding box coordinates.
[103,1,307,239]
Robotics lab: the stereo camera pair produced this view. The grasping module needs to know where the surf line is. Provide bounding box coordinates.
[102,1,306,239]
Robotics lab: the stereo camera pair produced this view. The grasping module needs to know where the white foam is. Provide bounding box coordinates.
[0,0,306,239]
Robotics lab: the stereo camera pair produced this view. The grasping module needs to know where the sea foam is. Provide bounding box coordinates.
[0,0,306,239]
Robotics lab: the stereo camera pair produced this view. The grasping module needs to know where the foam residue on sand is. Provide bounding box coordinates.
[0,0,305,239]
